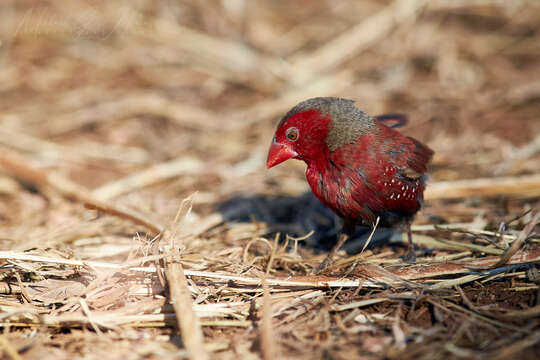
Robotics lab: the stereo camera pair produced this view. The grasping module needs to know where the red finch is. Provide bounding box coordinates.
[266,97,433,273]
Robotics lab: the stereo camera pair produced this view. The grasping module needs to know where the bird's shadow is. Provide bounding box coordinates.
[217,192,400,254]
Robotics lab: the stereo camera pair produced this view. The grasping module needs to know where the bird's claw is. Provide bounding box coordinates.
[312,256,332,275]
[403,250,416,263]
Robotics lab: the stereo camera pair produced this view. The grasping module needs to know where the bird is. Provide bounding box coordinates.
[266,97,433,274]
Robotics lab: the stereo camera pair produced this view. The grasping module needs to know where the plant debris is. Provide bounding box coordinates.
[0,1,539,359]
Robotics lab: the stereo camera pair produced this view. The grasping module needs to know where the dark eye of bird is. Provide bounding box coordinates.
[286,127,299,141]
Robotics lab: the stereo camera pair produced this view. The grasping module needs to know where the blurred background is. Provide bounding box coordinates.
[1,0,538,200]
[0,0,539,358]
[1,0,539,242]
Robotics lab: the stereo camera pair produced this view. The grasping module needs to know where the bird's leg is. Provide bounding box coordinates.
[312,219,356,274]
[403,221,416,263]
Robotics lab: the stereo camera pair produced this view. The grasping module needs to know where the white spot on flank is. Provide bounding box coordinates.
[397,194,401,199]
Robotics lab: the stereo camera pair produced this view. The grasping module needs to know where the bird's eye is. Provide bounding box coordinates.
[286,127,299,141]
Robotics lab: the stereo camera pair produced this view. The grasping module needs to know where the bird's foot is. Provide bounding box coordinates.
[312,256,332,275]
[403,250,416,263]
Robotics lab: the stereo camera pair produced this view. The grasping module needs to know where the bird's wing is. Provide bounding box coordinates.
[399,136,434,180]
[326,135,386,223]
[328,128,433,219]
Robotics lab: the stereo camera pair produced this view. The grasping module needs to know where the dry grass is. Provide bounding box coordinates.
[0,0,539,359]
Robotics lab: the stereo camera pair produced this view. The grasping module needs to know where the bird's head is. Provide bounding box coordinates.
[266,108,330,168]
[266,97,374,169]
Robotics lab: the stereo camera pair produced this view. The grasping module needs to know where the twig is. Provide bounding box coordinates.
[392,302,406,350]
[0,251,164,270]
[0,314,251,329]
[0,128,148,164]
[92,157,205,201]
[164,197,209,360]
[330,297,391,312]
[0,250,381,288]
[260,279,276,360]
[44,93,223,137]
[13,272,33,305]
[79,298,104,334]
[398,234,504,255]
[424,174,540,200]
[289,0,428,85]
[166,260,209,360]
[490,211,540,268]
[361,216,380,254]
[84,202,163,235]
[391,248,540,281]
[149,19,282,92]
[4,249,540,290]
[265,233,280,275]
[0,149,163,235]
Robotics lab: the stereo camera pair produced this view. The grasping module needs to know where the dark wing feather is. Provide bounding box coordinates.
[374,113,408,128]
[402,136,433,179]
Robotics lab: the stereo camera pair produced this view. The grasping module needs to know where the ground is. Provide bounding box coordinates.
[0,1,539,359]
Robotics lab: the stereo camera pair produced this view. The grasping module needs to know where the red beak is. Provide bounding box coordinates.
[267,139,298,168]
